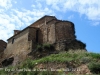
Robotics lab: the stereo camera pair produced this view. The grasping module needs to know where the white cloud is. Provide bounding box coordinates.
[92,22,100,26]
[14,1,17,4]
[1,0,100,41]
[38,0,100,20]
[0,9,4,13]
[0,0,55,41]
[68,15,74,20]
[0,13,15,40]
[31,5,36,8]
[68,0,100,20]
[0,0,12,9]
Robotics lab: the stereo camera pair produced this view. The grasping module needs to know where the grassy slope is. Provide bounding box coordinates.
[0,49,100,75]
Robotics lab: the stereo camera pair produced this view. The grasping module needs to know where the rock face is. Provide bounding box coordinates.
[34,63,91,74]
[2,57,14,67]
[0,40,7,59]
[0,15,86,66]
[55,39,86,51]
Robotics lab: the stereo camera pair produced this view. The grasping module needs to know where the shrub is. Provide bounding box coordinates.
[36,44,54,52]
[43,43,54,51]
[36,45,42,52]
[20,58,34,69]
[39,71,54,75]
[43,43,51,49]
[80,57,92,64]
[0,69,7,75]
[89,53,100,59]
[88,62,100,74]
[18,71,39,75]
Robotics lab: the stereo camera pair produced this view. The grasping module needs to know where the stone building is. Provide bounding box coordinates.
[1,15,86,66]
[4,15,76,56]
[0,40,7,51]
[0,40,7,57]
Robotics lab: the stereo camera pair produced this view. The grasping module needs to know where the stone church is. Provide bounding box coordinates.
[0,15,86,66]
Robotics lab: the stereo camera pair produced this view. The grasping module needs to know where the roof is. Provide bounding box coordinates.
[0,40,6,44]
[7,15,56,41]
[7,27,38,41]
[29,15,56,27]
[46,17,74,25]
[46,19,57,24]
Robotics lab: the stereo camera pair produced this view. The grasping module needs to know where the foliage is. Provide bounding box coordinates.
[88,62,100,74]
[22,50,100,66]
[32,43,55,59]
[36,43,54,52]
[19,58,35,69]
[0,69,7,75]
[80,57,92,64]
[19,71,38,75]
[43,43,51,49]
[0,49,100,74]
[89,52,100,59]
[36,44,42,52]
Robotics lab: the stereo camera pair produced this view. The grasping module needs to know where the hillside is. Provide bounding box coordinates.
[0,50,100,75]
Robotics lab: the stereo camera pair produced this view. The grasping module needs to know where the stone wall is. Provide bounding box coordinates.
[0,40,7,59]
[28,27,41,50]
[30,16,76,45]
[1,27,40,66]
[30,16,56,43]
[4,16,84,56]
[47,19,57,44]
[30,16,56,28]
[5,28,31,57]
[47,24,56,44]
[55,21,76,42]
[54,39,86,51]
[0,15,86,67]
[0,40,7,52]
[5,27,41,56]
[28,27,38,42]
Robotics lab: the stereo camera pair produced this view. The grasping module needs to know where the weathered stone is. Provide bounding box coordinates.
[0,40,7,59]
[0,15,86,66]
[2,57,14,67]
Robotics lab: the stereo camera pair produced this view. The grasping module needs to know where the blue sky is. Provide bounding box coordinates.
[0,0,100,53]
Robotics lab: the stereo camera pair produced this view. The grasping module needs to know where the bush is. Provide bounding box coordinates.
[89,53,100,59]
[80,57,92,64]
[36,44,54,52]
[20,58,34,69]
[39,71,54,75]
[88,62,100,74]
[0,69,7,75]
[36,45,42,52]
[43,43,54,51]
[43,44,51,49]
[19,71,39,75]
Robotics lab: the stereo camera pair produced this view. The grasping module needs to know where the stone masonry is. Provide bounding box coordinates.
[0,15,86,67]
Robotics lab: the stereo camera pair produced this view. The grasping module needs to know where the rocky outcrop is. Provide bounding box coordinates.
[0,15,87,67]
[54,39,86,51]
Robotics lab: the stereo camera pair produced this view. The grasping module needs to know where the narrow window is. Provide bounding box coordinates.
[4,46,6,50]
[12,38,15,44]
[36,30,39,43]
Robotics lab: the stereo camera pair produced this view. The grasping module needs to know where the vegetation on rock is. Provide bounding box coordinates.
[0,50,100,75]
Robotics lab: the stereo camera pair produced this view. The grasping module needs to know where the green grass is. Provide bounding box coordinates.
[0,49,100,75]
